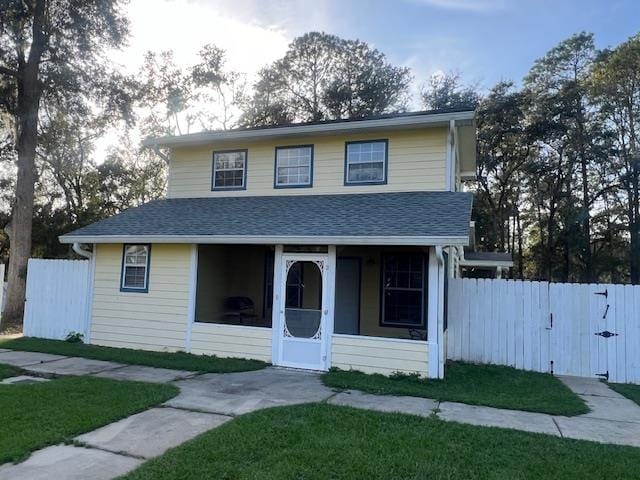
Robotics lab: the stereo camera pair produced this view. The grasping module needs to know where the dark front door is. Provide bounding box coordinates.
[334,258,360,335]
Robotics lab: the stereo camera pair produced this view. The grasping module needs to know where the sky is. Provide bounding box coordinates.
[116,0,640,96]
[96,0,639,159]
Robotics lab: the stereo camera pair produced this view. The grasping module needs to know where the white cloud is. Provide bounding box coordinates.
[111,0,292,75]
[408,0,507,13]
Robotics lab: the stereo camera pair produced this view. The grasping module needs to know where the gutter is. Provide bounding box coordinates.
[59,234,470,247]
[143,110,475,149]
[72,243,93,259]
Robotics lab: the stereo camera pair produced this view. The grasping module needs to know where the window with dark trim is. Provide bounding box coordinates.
[275,145,313,188]
[381,253,425,327]
[212,150,247,190]
[121,244,150,292]
[345,140,388,185]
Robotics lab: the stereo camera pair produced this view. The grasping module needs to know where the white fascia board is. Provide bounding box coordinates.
[459,259,514,268]
[143,111,476,148]
[59,234,470,246]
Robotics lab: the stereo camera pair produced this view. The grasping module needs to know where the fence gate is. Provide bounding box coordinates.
[447,279,640,384]
[23,259,91,340]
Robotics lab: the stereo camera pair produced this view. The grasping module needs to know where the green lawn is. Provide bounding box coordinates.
[322,361,588,416]
[608,382,640,407]
[0,367,178,464]
[0,337,268,373]
[0,363,21,380]
[122,404,640,480]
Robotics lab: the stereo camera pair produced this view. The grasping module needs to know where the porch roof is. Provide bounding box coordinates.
[59,191,473,246]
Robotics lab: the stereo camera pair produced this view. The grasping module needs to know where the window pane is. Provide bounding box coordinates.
[383,254,424,326]
[276,147,312,185]
[348,162,384,182]
[384,290,423,326]
[124,266,146,289]
[213,151,245,188]
[125,245,148,266]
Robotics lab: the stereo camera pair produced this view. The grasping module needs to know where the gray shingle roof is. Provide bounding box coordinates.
[60,191,473,243]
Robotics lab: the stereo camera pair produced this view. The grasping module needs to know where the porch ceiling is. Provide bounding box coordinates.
[59,191,473,246]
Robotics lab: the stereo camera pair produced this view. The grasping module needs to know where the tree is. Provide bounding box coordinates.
[590,34,640,283]
[241,32,410,126]
[473,82,532,278]
[421,71,480,110]
[524,32,600,282]
[0,0,129,330]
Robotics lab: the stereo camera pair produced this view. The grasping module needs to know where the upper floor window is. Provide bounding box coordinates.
[212,150,247,190]
[275,145,313,188]
[121,244,150,293]
[345,140,388,185]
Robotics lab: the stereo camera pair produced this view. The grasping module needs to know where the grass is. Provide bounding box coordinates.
[322,361,588,416]
[0,337,268,373]
[0,363,22,380]
[608,382,640,407]
[122,403,640,480]
[0,368,178,464]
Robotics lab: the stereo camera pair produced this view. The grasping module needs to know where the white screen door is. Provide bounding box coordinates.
[276,253,329,370]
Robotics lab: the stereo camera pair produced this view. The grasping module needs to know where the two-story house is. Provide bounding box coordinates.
[59,108,477,379]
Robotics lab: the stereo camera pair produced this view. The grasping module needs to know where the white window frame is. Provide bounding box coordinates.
[121,244,150,292]
[212,149,247,190]
[345,140,388,185]
[275,145,313,188]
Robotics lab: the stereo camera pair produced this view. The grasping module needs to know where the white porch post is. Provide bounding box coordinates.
[184,244,198,353]
[324,245,337,370]
[271,245,284,365]
[427,247,446,379]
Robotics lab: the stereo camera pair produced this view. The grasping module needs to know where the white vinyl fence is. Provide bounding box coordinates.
[23,259,91,340]
[447,278,640,384]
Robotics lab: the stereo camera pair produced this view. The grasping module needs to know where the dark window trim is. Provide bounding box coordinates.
[378,252,427,330]
[344,139,389,186]
[337,256,362,335]
[211,149,248,191]
[274,144,314,189]
[120,243,151,293]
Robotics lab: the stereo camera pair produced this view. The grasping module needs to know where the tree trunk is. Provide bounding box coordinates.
[1,0,46,331]
[3,83,40,330]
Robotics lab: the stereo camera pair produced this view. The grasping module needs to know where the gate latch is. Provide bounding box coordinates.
[594,330,618,338]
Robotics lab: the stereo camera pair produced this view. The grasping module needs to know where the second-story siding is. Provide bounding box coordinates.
[167,127,448,198]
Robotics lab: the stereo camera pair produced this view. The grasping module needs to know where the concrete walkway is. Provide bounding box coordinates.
[1,350,639,479]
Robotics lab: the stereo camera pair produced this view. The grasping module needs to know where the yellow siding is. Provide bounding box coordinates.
[331,334,428,376]
[167,127,447,198]
[190,323,272,362]
[91,244,190,352]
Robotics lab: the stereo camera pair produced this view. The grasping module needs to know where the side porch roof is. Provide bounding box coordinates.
[59,191,473,246]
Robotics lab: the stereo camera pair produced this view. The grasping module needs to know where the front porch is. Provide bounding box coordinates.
[189,243,447,378]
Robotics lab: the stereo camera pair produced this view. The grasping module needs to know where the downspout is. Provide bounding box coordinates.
[435,246,446,379]
[72,242,92,259]
[72,243,95,343]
